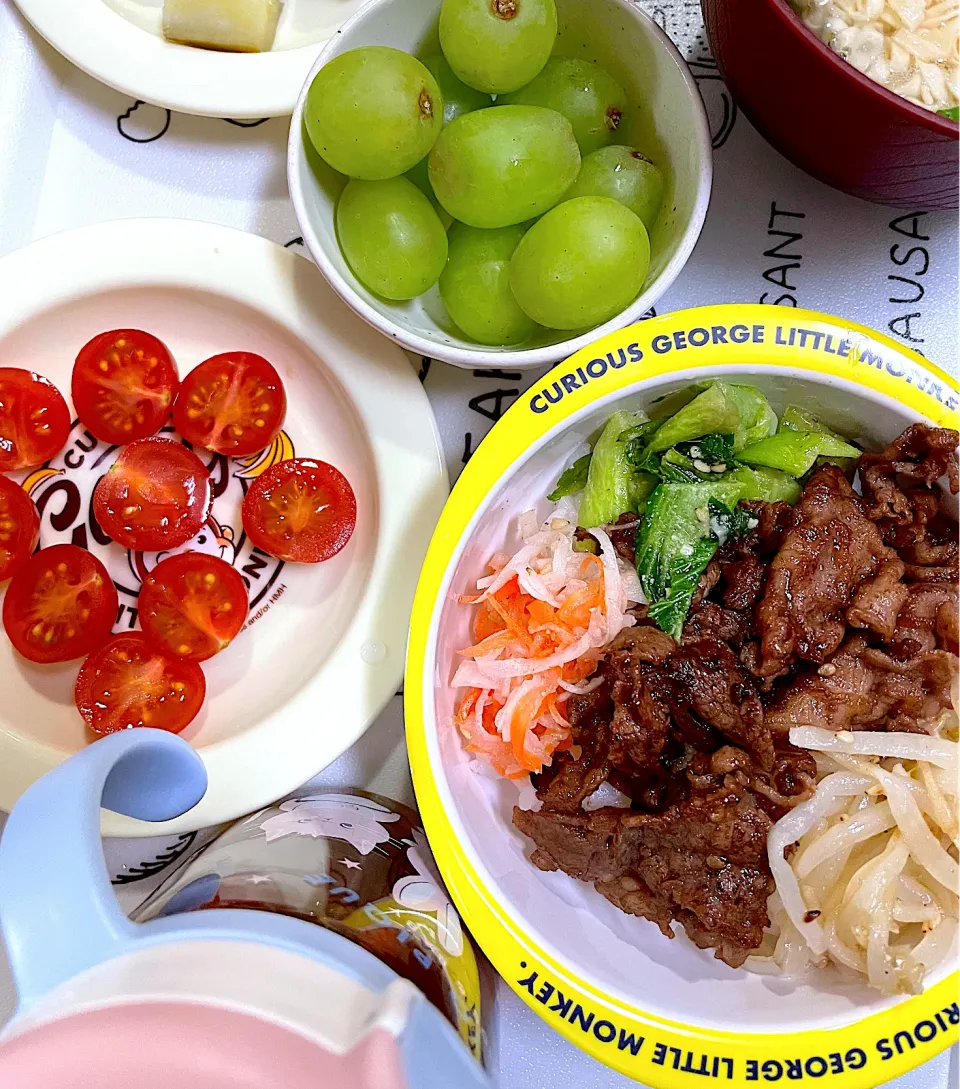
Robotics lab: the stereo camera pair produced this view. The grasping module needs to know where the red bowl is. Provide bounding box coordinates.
[701,0,959,210]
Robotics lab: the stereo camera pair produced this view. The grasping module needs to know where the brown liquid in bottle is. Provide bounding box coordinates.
[133,789,486,1063]
[202,895,457,1025]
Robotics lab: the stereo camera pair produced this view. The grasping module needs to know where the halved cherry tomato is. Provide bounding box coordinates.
[72,329,179,445]
[75,632,205,735]
[94,437,212,552]
[172,352,286,457]
[139,553,249,661]
[0,476,40,583]
[2,543,118,663]
[0,368,71,471]
[241,458,356,563]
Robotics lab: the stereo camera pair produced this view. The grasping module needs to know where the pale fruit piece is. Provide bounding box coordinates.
[428,105,580,228]
[337,177,449,301]
[162,0,280,52]
[509,196,650,330]
[440,224,540,345]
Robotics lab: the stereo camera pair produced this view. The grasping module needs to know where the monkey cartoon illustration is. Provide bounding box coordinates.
[127,512,238,587]
[24,422,293,622]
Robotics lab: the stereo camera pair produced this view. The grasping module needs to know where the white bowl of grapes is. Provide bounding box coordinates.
[288,0,713,369]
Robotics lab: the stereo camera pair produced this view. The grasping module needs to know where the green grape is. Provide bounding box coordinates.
[566,145,664,229]
[406,155,433,197]
[439,0,557,95]
[429,106,580,229]
[500,59,627,155]
[405,156,454,229]
[336,177,448,300]
[423,54,493,124]
[509,197,650,330]
[406,56,490,219]
[305,47,443,180]
[440,224,539,345]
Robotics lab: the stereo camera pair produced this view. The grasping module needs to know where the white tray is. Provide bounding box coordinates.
[0,0,957,1085]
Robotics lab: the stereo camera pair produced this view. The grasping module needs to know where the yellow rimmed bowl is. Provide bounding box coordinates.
[404,304,959,1086]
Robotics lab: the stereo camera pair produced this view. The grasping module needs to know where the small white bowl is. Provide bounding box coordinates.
[288,0,712,369]
[0,218,447,836]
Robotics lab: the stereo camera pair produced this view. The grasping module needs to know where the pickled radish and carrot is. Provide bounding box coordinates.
[452,508,641,778]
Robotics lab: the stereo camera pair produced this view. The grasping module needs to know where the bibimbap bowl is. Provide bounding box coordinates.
[404,304,959,1086]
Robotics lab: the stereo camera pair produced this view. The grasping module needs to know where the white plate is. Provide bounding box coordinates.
[10,0,368,117]
[0,218,447,835]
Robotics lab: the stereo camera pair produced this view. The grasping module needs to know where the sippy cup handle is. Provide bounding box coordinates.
[0,729,207,1009]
